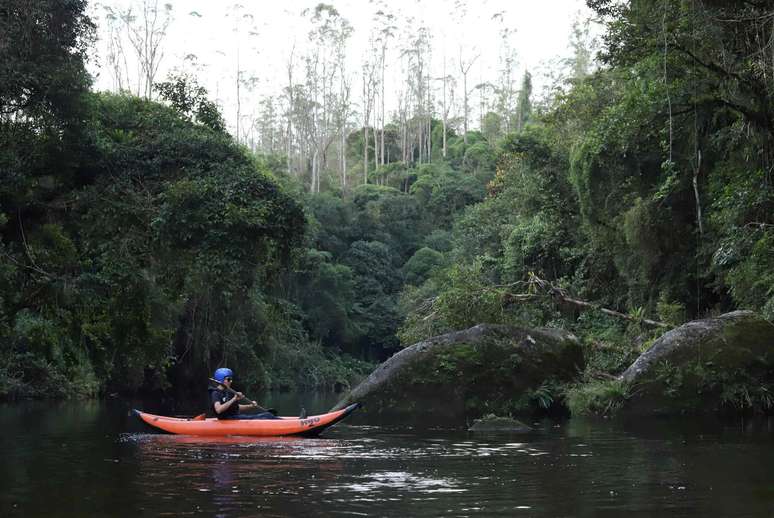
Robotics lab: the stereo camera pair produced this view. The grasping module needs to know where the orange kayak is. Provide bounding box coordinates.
[133,403,360,437]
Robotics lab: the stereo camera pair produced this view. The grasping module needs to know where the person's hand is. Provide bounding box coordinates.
[234,391,244,400]
[251,400,258,408]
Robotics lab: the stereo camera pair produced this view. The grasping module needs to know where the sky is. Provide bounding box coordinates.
[87,0,596,136]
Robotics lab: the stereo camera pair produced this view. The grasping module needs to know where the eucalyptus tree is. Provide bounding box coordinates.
[284,44,296,176]
[292,3,353,192]
[361,50,379,183]
[99,4,130,92]
[567,12,597,80]
[435,57,457,159]
[493,14,518,134]
[333,14,354,189]
[458,45,480,145]
[121,0,173,99]
[451,0,480,145]
[369,4,397,169]
[400,22,433,165]
[256,96,279,153]
[225,3,259,144]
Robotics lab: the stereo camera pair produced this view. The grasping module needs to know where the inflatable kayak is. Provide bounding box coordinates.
[133,403,360,437]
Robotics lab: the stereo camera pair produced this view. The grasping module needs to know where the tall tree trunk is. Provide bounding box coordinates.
[286,47,295,176]
[363,75,369,184]
[235,48,241,143]
[373,121,379,181]
[363,126,368,184]
[462,71,469,144]
[381,47,386,167]
[427,73,432,162]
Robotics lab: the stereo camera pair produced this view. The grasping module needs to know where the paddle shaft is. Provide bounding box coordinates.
[208,378,270,413]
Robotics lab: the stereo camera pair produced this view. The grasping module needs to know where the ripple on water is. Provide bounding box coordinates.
[325,471,466,497]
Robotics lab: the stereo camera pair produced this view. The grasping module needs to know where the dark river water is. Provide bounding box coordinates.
[2,393,774,517]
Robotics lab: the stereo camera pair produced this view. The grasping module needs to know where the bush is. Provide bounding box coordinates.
[566,378,631,416]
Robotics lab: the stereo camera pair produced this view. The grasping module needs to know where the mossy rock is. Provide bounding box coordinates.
[332,324,583,425]
[620,311,774,415]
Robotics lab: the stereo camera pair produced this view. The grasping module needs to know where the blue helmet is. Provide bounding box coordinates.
[213,367,234,383]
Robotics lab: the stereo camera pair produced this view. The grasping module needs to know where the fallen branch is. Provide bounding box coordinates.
[506,273,671,329]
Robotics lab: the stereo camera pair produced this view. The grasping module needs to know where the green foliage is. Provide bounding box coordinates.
[566,378,630,416]
[293,249,356,345]
[402,247,445,286]
[257,299,374,392]
[154,73,226,132]
[0,0,93,125]
[524,379,565,412]
[656,294,686,326]
[4,0,774,407]
[481,112,503,143]
[649,357,774,414]
[716,228,774,319]
[0,82,306,397]
[409,162,487,227]
[462,141,496,177]
[572,312,643,375]
[422,229,452,253]
[343,240,402,354]
[399,260,506,346]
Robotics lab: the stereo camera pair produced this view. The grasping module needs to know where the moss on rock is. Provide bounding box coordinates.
[332,324,583,424]
[620,311,774,415]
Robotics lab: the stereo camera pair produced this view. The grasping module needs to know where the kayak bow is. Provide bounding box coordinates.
[133,403,360,437]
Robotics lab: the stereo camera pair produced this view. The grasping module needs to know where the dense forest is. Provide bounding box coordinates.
[1,0,772,405]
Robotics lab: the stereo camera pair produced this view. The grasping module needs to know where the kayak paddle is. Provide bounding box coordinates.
[208,378,277,415]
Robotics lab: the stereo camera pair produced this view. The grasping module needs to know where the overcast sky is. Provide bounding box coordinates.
[87,0,595,134]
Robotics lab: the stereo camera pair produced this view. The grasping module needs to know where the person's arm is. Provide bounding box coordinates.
[239,400,267,412]
[214,391,243,414]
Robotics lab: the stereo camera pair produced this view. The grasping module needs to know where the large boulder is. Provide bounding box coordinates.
[332,324,583,424]
[620,311,774,415]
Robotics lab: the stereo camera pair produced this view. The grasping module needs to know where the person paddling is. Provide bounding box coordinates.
[209,368,280,420]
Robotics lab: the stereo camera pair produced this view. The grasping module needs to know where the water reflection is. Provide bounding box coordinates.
[124,433,347,517]
[4,400,774,517]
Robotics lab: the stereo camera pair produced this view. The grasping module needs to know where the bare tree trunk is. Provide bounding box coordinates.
[381,46,386,167]
[363,126,369,184]
[363,75,369,184]
[459,48,479,145]
[341,130,347,188]
[123,0,172,100]
[427,73,432,162]
[442,70,448,159]
[373,121,379,181]
[286,46,295,176]
[235,48,241,143]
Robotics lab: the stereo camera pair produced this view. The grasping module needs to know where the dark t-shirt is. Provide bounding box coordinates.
[209,387,239,419]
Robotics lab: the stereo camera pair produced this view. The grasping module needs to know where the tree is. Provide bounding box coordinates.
[567,12,596,80]
[121,0,174,99]
[153,73,225,131]
[514,71,532,132]
[458,46,480,144]
[0,0,93,126]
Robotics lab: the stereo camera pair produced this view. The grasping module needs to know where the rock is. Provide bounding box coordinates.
[468,416,533,433]
[620,311,774,415]
[332,323,583,424]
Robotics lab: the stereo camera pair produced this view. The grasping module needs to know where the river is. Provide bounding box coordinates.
[2,394,774,517]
